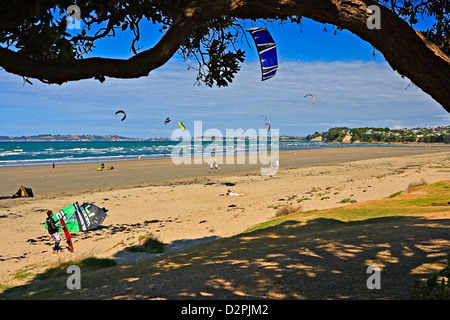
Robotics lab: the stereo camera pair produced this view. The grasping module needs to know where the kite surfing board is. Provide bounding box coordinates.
[59,218,74,252]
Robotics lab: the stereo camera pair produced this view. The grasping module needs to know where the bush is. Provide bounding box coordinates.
[275,205,302,217]
[127,233,165,253]
[407,178,428,191]
[412,256,449,300]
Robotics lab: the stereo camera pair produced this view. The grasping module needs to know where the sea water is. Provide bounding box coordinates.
[0,140,428,167]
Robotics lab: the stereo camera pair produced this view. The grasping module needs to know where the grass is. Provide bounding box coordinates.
[245,180,450,234]
[126,233,165,253]
[389,190,405,198]
[34,257,117,280]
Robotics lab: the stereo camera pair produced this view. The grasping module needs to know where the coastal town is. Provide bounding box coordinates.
[1,126,449,143]
[305,125,450,143]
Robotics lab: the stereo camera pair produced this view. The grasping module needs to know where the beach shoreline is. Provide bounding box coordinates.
[0,145,449,285]
[0,145,446,197]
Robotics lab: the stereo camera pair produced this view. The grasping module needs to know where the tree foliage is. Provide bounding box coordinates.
[0,0,249,86]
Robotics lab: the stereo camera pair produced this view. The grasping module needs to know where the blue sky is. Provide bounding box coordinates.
[0,16,448,138]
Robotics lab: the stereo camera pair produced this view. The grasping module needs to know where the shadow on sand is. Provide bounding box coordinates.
[1,215,449,300]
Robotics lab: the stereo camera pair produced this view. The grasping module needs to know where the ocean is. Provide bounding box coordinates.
[0,140,437,167]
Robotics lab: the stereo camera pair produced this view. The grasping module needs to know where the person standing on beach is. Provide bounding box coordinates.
[209,162,213,173]
[52,162,55,170]
[215,162,220,173]
[45,210,61,253]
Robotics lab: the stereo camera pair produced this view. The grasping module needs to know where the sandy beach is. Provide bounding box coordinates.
[1,145,449,284]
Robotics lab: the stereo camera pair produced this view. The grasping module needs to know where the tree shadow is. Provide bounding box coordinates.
[112,236,221,264]
[1,215,449,300]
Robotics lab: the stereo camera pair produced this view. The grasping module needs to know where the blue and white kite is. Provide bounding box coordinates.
[246,27,278,81]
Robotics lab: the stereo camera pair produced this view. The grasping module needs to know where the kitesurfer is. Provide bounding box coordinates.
[45,210,61,253]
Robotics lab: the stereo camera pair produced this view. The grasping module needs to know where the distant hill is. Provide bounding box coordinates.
[306,126,450,144]
[0,134,305,142]
[0,134,166,142]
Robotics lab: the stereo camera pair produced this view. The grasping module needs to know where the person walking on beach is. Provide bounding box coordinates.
[209,162,213,173]
[214,162,220,173]
[45,210,61,253]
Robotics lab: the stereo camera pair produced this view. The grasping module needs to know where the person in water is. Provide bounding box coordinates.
[45,210,61,253]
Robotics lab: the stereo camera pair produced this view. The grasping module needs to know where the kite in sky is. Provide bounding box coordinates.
[164,117,171,124]
[115,110,126,121]
[246,27,278,81]
[177,122,186,131]
[304,94,316,105]
[265,122,271,131]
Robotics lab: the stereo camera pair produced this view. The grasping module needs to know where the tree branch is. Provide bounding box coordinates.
[0,4,206,84]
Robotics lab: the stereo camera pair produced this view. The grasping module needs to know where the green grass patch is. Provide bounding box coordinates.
[127,234,165,253]
[388,191,404,198]
[244,180,450,234]
[35,257,117,280]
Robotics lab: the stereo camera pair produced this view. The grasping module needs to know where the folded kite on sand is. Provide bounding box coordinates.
[10,186,34,199]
